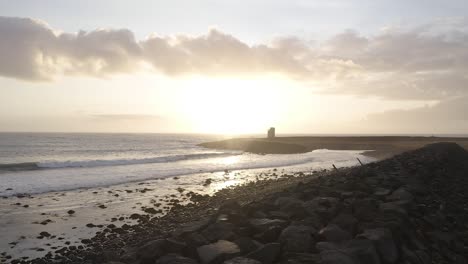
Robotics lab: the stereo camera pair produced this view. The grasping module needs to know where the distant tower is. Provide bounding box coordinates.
[267,127,275,139]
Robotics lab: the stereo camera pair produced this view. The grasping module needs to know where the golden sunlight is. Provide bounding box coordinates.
[179,77,286,134]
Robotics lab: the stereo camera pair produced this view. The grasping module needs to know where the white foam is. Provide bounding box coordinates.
[0,149,374,196]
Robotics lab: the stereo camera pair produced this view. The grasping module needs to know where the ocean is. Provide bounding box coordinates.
[0,133,373,196]
[0,132,375,260]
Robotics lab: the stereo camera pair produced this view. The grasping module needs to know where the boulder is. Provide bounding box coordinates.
[357,228,398,263]
[197,240,240,264]
[386,188,413,202]
[253,225,282,243]
[245,243,281,264]
[249,218,288,233]
[315,242,340,252]
[318,224,351,243]
[331,213,358,235]
[274,197,305,217]
[279,225,315,253]
[156,254,198,264]
[304,197,339,221]
[137,239,167,263]
[342,239,381,264]
[353,198,379,221]
[201,222,235,242]
[320,250,356,264]
[233,237,262,254]
[223,257,261,264]
[174,217,213,237]
[280,252,320,264]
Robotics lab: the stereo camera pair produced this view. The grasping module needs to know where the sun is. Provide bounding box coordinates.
[179,77,285,134]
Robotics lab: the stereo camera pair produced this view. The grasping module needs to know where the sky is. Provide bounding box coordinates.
[0,0,468,134]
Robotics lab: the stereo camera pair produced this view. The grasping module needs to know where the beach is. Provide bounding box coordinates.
[5,142,468,264]
[0,133,376,263]
[2,135,468,263]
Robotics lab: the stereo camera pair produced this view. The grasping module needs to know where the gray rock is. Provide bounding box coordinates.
[386,188,413,202]
[197,240,240,264]
[201,222,235,242]
[281,253,320,264]
[245,243,281,264]
[137,239,167,262]
[253,225,282,243]
[275,197,305,217]
[157,254,198,264]
[279,225,315,253]
[374,188,391,198]
[320,250,356,264]
[318,224,351,243]
[249,218,288,232]
[353,198,378,221]
[174,217,213,237]
[233,237,262,254]
[165,238,186,254]
[357,228,398,263]
[315,242,340,252]
[343,239,381,264]
[223,257,261,264]
[379,202,408,217]
[304,197,339,220]
[331,213,358,235]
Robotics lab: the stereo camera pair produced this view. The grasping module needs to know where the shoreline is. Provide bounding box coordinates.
[199,136,468,159]
[0,151,372,262]
[5,142,468,264]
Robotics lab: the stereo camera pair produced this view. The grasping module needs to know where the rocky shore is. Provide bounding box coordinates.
[10,142,468,264]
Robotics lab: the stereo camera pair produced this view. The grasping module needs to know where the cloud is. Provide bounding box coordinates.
[1,16,468,102]
[362,96,468,133]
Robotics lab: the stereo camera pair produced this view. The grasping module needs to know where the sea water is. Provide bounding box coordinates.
[0,133,373,196]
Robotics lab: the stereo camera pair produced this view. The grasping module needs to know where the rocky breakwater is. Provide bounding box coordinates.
[24,142,468,264]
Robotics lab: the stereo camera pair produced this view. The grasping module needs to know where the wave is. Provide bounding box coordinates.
[0,152,238,171]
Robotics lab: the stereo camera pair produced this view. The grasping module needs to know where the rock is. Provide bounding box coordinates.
[331,213,358,235]
[316,242,340,252]
[304,197,339,221]
[156,254,198,264]
[373,188,391,198]
[174,217,213,237]
[223,257,261,264]
[67,210,75,215]
[357,228,398,263]
[353,198,378,221]
[248,218,288,232]
[342,239,381,264]
[39,231,51,237]
[245,243,281,264]
[201,222,235,242]
[279,225,315,253]
[165,238,187,254]
[137,239,167,263]
[197,240,240,264]
[318,224,351,243]
[233,237,262,254]
[281,252,320,264]
[379,202,408,217]
[274,197,305,217]
[320,250,356,264]
[253,225,282,243]
[386,188,413,202]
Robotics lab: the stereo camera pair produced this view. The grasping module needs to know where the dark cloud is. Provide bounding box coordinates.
[1,16,468,102]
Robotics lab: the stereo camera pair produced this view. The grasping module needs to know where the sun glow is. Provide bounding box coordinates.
[179,77,286,134]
